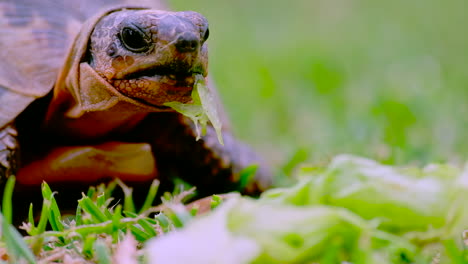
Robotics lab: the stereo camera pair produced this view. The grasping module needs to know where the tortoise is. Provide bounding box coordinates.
[0,0,271,207]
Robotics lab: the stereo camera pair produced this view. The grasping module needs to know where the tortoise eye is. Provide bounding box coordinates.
[120,27,151,53]
[202,28,209,42]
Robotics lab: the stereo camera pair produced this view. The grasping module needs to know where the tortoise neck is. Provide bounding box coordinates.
[43,91,149,141]
[45,110,148,141]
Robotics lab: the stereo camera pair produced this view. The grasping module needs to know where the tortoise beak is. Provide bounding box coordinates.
[109,65,206,107]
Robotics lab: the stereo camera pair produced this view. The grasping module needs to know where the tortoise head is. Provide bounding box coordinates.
[88,9,209,107]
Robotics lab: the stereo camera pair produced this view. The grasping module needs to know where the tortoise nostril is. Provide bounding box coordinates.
[175,34,199,53]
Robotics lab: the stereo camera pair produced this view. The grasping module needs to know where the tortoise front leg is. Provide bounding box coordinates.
[196,126,273,195]
[135,112,272,196]
[0,124,19,180]
[16,142,157,186]
[12,142,157,224]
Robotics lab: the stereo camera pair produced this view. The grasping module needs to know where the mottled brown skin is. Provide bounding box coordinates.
[2,8,271,214]
[0,125,18,177]
[90,10,208,106]
[42,9,210,140]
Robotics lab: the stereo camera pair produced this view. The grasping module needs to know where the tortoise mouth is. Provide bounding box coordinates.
[124,65,204,84]
[110,65,205,107]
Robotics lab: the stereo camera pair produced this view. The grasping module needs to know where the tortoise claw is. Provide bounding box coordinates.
[0,124,19,179]
[0,152,10,169]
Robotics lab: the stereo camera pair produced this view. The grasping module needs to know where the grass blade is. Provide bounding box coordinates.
[35,199,50,234]
[137,218,157,237]
[112,204,122,242]
[104,180,118,200]
[139,179,160,214]
[75,204,83,226]
[82,235,97,258]
[2,176,15,224]
[78,196,108,223]
[1,176,36,264]
[1,213,37,264]
[41,182,64,232]
[116,179,136,213]
[128,225,151,242]
[238,164,258,190]
[26,203,35,235]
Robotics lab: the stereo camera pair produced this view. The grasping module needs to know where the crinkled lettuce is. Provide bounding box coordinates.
[146,196,421,264]
[262,155,468,237]
[164,75,224,145]
[146,155,468,263]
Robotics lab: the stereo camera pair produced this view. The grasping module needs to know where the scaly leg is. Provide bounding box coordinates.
[16,142,157,186]
[134,112,272,196]
[0,124,19,180]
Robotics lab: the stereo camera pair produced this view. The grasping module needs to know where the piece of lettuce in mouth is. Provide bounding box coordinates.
[164,75,224,145]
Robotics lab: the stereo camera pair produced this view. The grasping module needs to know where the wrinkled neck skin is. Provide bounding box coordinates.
[44,104,148,141]
[43,62,167,141]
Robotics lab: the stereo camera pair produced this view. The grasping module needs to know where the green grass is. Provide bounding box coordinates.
[1,160,468,263]
[3,157,466,263]
[0,177,224,263]
[169,0,468,166]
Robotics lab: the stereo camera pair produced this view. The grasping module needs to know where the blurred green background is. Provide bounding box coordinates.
[169,0,467,169]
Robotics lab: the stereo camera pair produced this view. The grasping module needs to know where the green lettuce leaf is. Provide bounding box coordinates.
[145,195,260,264]
[164,75,224,145]
[262,155,468,237]
[146,196,421,264]
[146,155,468,263]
